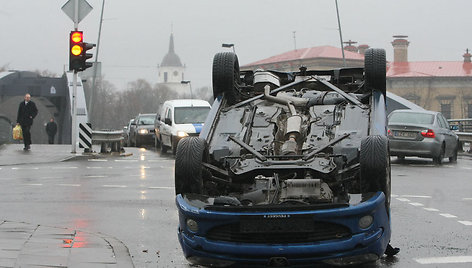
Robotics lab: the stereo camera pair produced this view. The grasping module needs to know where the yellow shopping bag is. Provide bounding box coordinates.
[13,124,23,140]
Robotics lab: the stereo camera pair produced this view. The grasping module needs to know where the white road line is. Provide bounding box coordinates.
[409,202,424,207]
[391,194,399,198]
[57,184,81,187]
[51,167,78,169]
[463,198,472,201]
[415,256,472,264]
[423,208,440,212]
[85,175,107,178]
[458,221,472,226]
[103,185,127,188]
[88,159,108,162]
[12,167,39,170]
[439,213,457,218]
[21,183,43,186]
[115,159,138,162]
[462,167,472,170]
[396,198,411,202]
[148,186,173,189]
[401,195,432,199]
[86,167,103,169]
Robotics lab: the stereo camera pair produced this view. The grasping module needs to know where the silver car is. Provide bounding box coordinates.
[387,109,459,164]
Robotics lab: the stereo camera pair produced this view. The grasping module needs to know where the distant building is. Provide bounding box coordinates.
[242,36,472,119]
[157,33,187,92]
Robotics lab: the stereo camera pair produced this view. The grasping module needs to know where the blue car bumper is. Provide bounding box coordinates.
[176,192,391,267]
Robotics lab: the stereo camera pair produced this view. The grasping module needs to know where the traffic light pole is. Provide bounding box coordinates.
[71,0,79,153]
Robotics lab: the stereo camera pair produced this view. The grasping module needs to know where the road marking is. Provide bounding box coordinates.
[463,198,472,201]
[415,256,472,264]
[148,186,173,190]
[114,159,138,162]
[57,184,81,187]
[423,208,440,212]
[439,213,457,218]
[51,166,78,169]
[458,221,472,226]
[12,167,39,170]
[391,194,399,198]
[396,198,411,202]
[22,183,43,186]
[401,195,432,199]
[462,167,472,170]
[88,159,108,162]
[409,202,424,207]
[86,167,103,169]
[85,175,107,178]
[103,185,127,188]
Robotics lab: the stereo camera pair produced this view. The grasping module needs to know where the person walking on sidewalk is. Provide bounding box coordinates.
[45,117,57,144]
[16,93,38,151]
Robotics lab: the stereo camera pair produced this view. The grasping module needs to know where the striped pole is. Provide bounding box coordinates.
[79,123,92,150]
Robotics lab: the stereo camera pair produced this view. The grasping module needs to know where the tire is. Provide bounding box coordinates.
[449,143,458,163]
[174,137,208,195]
[212,52,240,105]
[364,48,386,96]
[433,144,445,165]
[360,135,391,209]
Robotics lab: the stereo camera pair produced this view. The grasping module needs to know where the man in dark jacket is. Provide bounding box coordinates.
[46,117,58,144]
[16,93,38,150]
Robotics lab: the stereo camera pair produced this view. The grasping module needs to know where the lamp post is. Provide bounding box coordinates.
[222,43,235,53]
[181,80,193,99]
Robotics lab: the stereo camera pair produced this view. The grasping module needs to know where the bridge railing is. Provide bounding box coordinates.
[92,129,124,153]
[448,119,472,153]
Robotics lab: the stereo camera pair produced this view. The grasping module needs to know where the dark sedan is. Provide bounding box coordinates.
[388,109,459,164]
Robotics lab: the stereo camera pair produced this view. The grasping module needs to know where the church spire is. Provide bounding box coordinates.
[169,33,175,53]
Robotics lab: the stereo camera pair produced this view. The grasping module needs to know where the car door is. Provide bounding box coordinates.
[161,108,172,147]
[438,114,456,156]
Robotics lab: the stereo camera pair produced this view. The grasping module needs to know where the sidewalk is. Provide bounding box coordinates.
[0,221,134,268]
[0,144,135,267]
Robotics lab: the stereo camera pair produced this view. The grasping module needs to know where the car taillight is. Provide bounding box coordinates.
[421,129,435,138]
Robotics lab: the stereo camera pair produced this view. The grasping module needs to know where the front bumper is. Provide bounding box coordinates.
[176,192,391,267]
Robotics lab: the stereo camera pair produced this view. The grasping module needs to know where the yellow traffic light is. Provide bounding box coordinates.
[71,45,83,56]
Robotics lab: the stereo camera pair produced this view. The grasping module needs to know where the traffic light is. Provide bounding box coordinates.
[69,31,83,71]
[69,31,95,72]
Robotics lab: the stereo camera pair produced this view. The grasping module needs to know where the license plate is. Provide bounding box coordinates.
[393,131,416,138]
[240,215,314,233]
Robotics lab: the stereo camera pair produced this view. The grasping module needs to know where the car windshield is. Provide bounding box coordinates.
[137,116,155,125]
[174,107,210,124]
[389,112,434,125]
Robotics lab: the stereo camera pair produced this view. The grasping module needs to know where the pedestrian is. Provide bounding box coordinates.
[45,117,57,144]
[16,93,38,151]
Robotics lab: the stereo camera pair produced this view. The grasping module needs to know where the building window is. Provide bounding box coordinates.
[468,103,472,118]
[164,72,168,83]
[441,103,452,119]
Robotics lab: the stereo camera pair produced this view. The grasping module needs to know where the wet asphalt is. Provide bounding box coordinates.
[0,144,471,267]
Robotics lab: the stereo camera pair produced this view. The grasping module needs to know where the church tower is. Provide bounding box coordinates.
[158,33,186,91]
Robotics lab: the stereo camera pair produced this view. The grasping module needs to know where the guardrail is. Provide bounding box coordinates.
[448,119,472,153]
[92,130,124,153]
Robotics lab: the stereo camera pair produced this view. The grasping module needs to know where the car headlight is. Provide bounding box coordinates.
[138,129,149,134]
[186,218,198,232]
[177,131,188,137]
[359,215,374,229]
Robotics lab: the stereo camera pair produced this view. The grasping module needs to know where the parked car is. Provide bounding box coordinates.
[174,50,398,267]
[388,109,459,164]
[128,114,156,147]
[155,99,211,154]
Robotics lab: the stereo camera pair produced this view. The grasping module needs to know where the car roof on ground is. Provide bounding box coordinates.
[164,99,211,107]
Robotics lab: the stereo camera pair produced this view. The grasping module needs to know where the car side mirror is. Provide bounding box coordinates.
[165,118,172,126]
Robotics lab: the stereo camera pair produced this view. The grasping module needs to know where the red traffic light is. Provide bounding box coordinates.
[71,31,83,43]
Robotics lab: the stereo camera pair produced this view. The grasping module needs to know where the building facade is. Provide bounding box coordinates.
[157,33,187,92]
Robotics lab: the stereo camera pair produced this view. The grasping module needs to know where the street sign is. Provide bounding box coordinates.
[61,0,93,24]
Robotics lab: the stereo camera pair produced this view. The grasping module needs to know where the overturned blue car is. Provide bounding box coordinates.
[175,49,397,267]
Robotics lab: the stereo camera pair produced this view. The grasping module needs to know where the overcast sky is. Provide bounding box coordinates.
[1,0,472,90]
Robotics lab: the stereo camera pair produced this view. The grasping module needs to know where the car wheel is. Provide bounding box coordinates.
[174,137,208,195]
[449,143,458,163]
[364,48,386,96]
[433,144,445,165]
[212,52,241,105]
[360,135,391,209]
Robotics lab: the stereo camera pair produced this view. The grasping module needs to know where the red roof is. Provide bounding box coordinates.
[244,45,364,67]
[387,62,472,77]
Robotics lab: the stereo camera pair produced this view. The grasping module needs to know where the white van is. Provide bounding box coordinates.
[155,99,211,154]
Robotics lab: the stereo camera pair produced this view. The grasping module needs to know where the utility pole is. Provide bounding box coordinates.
[335,0,346,67]
[90,0,105,119]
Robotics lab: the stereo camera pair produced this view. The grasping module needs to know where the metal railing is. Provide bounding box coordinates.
[92,130,124,153]
[448,119,472,153]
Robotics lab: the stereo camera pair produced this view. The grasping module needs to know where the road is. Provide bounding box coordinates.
[0,145,471,267]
